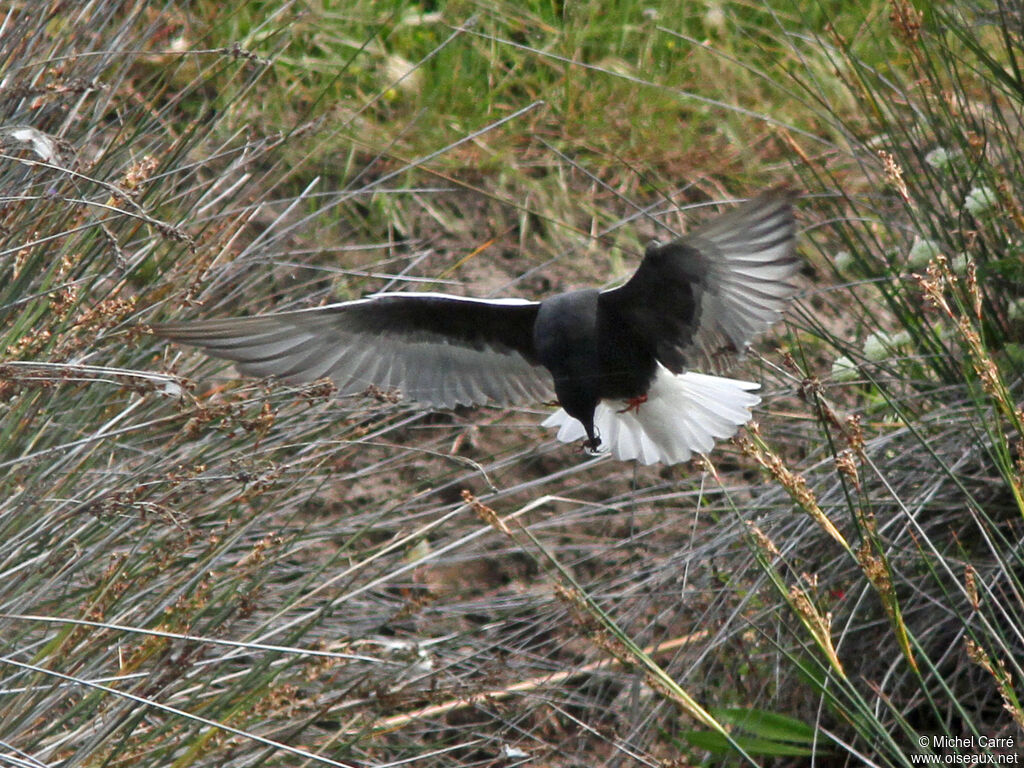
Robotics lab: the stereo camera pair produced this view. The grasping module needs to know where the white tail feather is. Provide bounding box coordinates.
[541,365,760,465]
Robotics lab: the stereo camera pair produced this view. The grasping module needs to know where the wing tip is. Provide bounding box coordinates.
[150,321,199,340]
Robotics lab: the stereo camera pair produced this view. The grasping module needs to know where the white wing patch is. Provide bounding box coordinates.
[542,364,760,465]
[366,291,535,306]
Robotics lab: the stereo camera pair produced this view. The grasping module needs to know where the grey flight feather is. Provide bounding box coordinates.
[600,189,799,373]
[153,293,556,409]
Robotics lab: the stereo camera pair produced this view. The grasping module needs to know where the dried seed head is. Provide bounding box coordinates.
[746,522,781,558]
[844,414,866,454]
[964,566,980,610]
[878,149,910,203]
[789,582,845,676]
[856,542,893,600]
[889,0,923,43]
[835,449,861,490]
[738,431,850,551]
[462,489,510,535]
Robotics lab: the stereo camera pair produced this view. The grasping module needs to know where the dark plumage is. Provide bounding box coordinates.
[153,189,800,465]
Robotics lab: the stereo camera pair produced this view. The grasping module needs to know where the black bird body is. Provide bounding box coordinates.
[153,190,800,465]
[534,289,662,448]
[534,290,602,431]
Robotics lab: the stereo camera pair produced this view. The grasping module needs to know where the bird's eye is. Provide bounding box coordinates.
[644,239,663,258]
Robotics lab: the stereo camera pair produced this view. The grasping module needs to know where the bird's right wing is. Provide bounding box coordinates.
[600,189,800,373]
[153,292,555,409]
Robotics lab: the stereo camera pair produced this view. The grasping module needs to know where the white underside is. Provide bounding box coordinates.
[541,364,761,466]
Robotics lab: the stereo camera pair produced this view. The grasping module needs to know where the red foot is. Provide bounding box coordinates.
[618,393,648,414]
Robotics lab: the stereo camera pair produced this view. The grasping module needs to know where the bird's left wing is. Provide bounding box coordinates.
[153,292,554,409]
[599,189,799,373]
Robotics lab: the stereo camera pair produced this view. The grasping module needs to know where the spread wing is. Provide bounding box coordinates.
[153,292,555,409]
[599,189,799,373]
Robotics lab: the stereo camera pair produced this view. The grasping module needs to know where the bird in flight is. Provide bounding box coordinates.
[154,189,799,465]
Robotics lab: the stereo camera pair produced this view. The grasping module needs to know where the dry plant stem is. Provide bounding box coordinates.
[736,423,852,553]
[363,631,710,735]
[463,492,747,754]
[917,255,1024,517]
[965,638,1024,730]
[738,412,920,673]
[248,493,561,649]
[0,654,360,768]
[918,256,1023,432]
[745,524,846,679]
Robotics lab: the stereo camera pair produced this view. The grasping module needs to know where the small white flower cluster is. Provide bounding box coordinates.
[831,354,858,382]
[1008,297,1024,323]
[832,330,911,382]
[963,185,997,215]
[863,329,911,361]
[834,250,854,272]
[906,236,971,273]
[907,236,942,269]
[925,146,953,170]
[925,146,997,215]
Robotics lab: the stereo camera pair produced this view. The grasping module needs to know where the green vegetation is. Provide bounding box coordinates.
[1,0,1021,765]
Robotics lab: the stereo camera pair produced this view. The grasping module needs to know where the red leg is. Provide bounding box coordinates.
[617,393,648,414]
